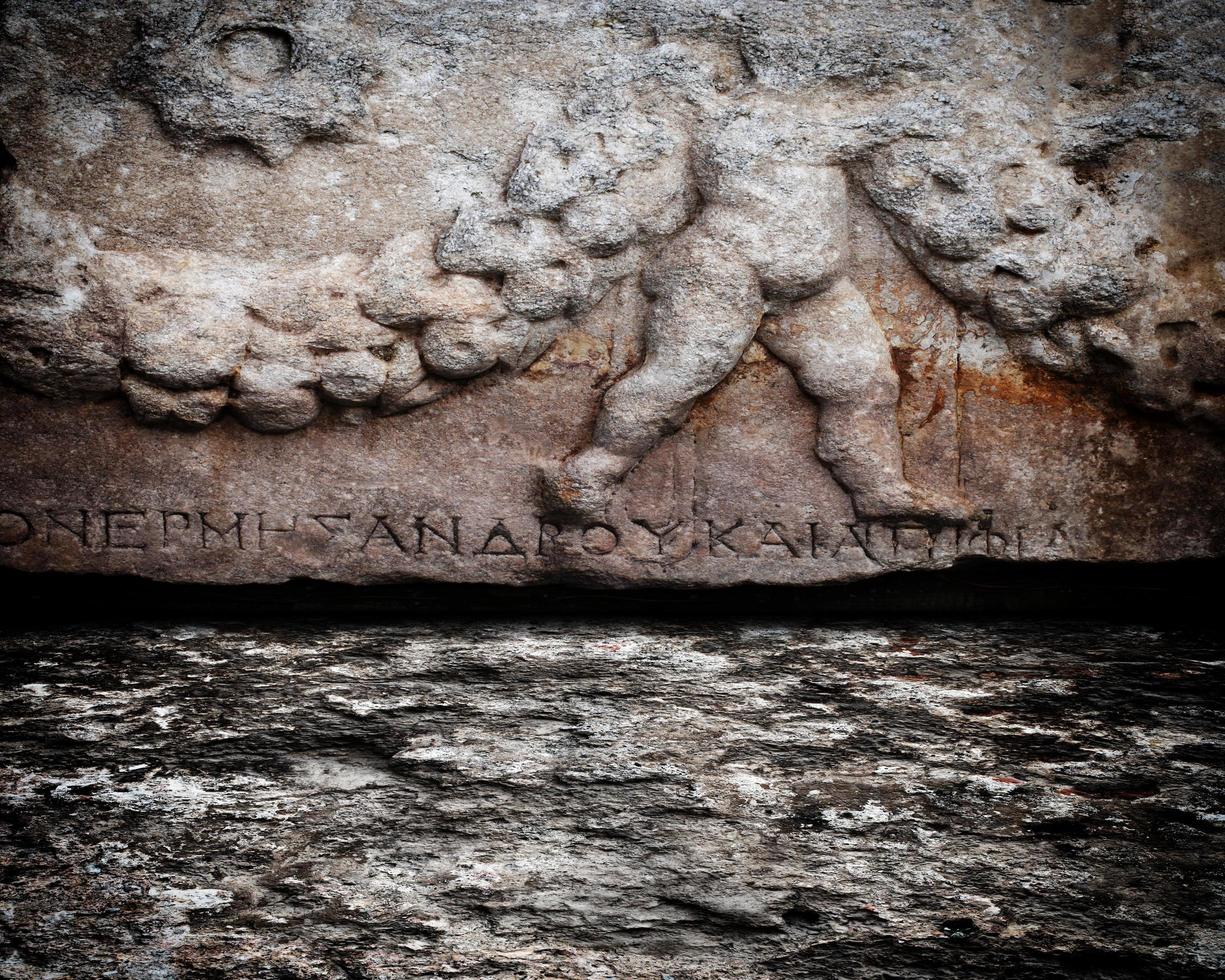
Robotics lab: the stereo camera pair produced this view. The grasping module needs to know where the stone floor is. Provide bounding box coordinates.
[1,618,1222,978]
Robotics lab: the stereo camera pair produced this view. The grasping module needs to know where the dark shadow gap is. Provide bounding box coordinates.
[2,558,1222,625]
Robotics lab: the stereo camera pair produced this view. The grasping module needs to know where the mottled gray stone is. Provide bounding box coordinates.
[117,1,379,164]
[0,620,1222,977]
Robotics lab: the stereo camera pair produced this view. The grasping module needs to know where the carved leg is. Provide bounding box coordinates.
[758,277,969,524]
[543,238,762,515]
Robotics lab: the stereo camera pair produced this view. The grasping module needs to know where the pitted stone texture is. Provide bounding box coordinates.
[0,188,121,398]
[125,308,250,390]
[118,0,379,164]
[122,376,229,427]
[317,350,386,406]
[230,358,320,432]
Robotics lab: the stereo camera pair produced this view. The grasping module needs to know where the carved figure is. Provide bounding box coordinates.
[2,19,1221,527]
[356,99,702,438]
[530,113,970,521]
[399,94,968,522]
[395,80,1220,520]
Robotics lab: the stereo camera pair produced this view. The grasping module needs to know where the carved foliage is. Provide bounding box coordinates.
[859,137,1225,427]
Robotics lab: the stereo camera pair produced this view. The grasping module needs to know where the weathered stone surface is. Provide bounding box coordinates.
[1,619,1222,977]
[0,0,1223,585]
[121,375,229,428]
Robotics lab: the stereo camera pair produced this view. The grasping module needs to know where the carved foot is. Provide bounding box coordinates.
[852,484,974,526]
[539,449,629,518]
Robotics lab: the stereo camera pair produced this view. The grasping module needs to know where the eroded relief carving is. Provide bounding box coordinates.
[1,0,1222,564]
[119,0,379,164]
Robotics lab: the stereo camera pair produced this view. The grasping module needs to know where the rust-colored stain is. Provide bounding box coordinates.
[890,345,920,379]
[688,351,780,433]
[915,385,947,429]
[687,396,721,433]
[958,364,1097,414]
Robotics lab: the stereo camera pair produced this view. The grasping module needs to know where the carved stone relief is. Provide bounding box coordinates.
[1,0,1222,585]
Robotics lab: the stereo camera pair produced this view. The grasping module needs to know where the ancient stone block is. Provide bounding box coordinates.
[0,0,1222,586]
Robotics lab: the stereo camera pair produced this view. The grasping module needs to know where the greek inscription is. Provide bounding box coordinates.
[633,519,687,557]
[0,504,1076,569]
[476,520,525,557]
[201,512,246,549]
[47,509,89,548]
[958,511,1009,558]
[161,510,192,547]
[414,516,461,555]
[891,525,935,562]
[257,512,297,550]
[829,524,875,563]
[361,515,406,552]
[760,521,800,558]
[0,510,33,546]
[537,520,561,556]
[103,509,147,549]
[580,523,619,556]
[707,519,744,556]
[311,514,351,541]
